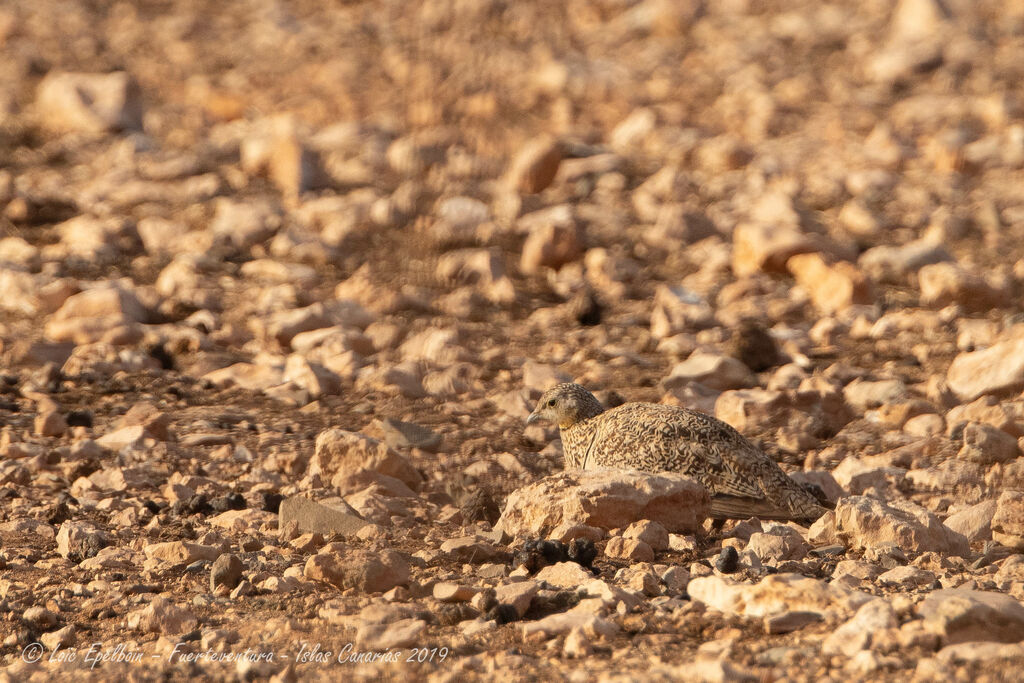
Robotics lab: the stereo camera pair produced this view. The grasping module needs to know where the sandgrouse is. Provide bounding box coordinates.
[526,383,827,522]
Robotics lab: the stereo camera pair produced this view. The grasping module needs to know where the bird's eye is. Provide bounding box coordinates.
[547,399,556,407]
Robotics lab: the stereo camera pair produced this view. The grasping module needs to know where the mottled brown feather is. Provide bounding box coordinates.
[528,383,826,522]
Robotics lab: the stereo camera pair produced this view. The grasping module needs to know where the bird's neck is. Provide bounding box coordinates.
[558,397,606,467]
[560,421,595,468]
[565,393,606,426]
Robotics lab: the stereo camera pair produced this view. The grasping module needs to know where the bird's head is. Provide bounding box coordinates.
[526,383,605,428]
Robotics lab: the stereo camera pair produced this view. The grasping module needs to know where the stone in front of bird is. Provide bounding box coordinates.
[526,383,826,522]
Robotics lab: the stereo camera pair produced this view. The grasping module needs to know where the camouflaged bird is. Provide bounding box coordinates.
[526,383,826,522]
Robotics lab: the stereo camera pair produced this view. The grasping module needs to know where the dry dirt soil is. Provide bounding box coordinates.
[3,0,1024,681]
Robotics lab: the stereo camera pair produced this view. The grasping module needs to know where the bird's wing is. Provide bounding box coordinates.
[662,414,768,499]
[678,412,826,519]
[709,495,798,521]
[589,405,825,521]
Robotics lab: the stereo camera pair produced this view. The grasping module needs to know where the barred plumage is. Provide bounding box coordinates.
[526,383,826,522]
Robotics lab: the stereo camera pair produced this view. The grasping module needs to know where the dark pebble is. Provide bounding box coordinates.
[488,604,520,625]
[66,411,93,428]
[715,546,739,574]
[258,492,283,514]
[210,492,246,513]
[567,538,597,569]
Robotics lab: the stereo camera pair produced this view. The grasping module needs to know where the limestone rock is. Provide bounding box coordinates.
[357,618,427,650]
[992,491,1024,550]
[622,520,669,552]
[210,554,245,591]
[947,336,1024,401]
[822,599,897,656]
[663,352,756,392]
[919,262,1008,312]
[519,205,582,273]
[495,580,540,617]
[278,496,369,537]
[746,527,810,563]
[859,240,951,283]
[127,597,198,635]
[37,71,143,133]
[604,536,655,562]
[440,535,511,564]
[521,612,618,640]
[496,469,710,537]
[919,589,1024,645]
[787,253,874,314]
[507,137,563,194]
[55,521,109,562]
[534,562,594,588]
[144,541,222,565]
[943,500,996,543]
[732,222,817,277]
[304,548,410,593]
[833,496,969,556]
[650,285,716,338]
[958,422,1020,464]
[311,429,422,492]
[687,573,871,619]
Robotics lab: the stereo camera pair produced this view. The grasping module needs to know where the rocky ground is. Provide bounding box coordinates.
[3,0,1024,680]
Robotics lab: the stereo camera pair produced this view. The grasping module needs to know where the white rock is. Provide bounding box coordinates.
[947,336,1024,401]
[36,71,143,133]
[822,599,897,656]
[496,469,710,537]
[833,495,969,556]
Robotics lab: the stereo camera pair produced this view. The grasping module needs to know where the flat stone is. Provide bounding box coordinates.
[947,336,1024,402]
[95,425,151,451]
[356,618,427,650]
[833,495,969,556]
[433,582,478,602]
[763,610,823,635]
[521,612,618,640]
[144,541,222,565]
[877,565,936,588]
[944,500,997,543]
[311,428,422,492]
[439,535,511,564]
[535,562,595,588]
[496,469,710,537]
[379,417,441,452]
[495,580,540,617]
[663,351,756,392]
[992,490,1024,550]
[127,597,197,635]
[304,547,410,593]
[936,641,1024,664]
[278,496,369,537]
[209,509,276,532]
[919,589,1024,645]
[687,573,871,619]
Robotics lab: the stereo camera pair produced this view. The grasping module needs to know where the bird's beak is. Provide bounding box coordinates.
[526,411,541,426]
